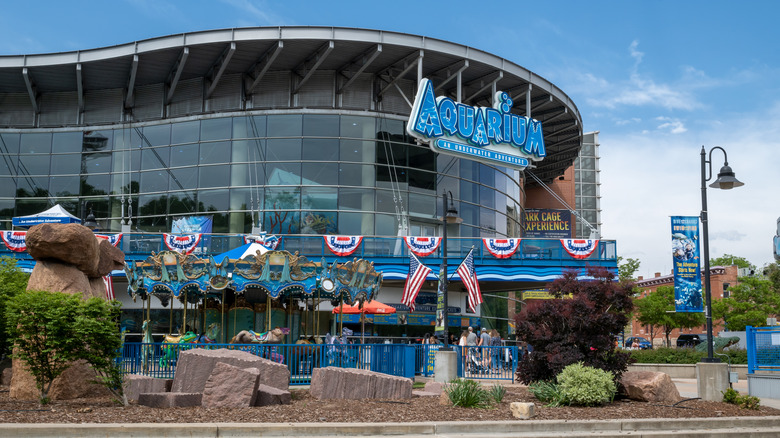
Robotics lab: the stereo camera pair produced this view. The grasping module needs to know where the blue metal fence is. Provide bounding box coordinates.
[747,326,780,374]
[120,342,516,384]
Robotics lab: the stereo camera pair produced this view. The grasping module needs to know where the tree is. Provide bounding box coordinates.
[710,254,754,271]
[5,290,125,405]
[0,257,29,359]
[634,286,705,346]
[514,267,634,384]
[617,256,641,282]
[712,276,780,331]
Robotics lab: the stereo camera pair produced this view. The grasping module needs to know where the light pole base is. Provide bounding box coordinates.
[434,350,458,383]
[696,362,729,401]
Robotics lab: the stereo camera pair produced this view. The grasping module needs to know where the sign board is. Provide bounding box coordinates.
[671,216,704,312]
[523,209,572,238]
[407,78,545,170]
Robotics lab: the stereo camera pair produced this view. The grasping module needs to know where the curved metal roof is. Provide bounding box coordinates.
[0,26,582,184]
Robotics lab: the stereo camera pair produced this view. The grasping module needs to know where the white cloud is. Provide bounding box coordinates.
[219,0,287,25]
[656,117,687,134]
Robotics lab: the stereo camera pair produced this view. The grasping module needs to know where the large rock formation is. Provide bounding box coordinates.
[171,348,290,394]
[310,367,412,400]
[620,371,681,403]
[10,223,125,400]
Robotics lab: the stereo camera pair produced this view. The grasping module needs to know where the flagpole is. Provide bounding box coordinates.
[440,192,451,351]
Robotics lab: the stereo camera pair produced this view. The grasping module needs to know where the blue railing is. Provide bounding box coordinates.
[747,326,780,374]
[119,342,517,384]
[0,232,616,265]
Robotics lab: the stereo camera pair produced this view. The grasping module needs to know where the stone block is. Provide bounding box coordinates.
[171,348,289,394]
[309,366,412,400]
[202,363,261,408]
[137,392,202,408]
[26,223,100,274]
[124,375,171,403]
[424,381,444,395]
[254,383,292,406]
[26,260,92,297]
[510,402,536,419]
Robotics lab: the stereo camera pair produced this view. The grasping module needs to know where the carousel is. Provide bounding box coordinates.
[123,242,384,347]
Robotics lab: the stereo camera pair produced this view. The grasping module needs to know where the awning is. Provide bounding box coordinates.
[12,204,81,227]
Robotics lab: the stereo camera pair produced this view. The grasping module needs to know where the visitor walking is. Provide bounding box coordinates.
[466,326,478,370]
[479,328,491,371]
[490,329,502,373]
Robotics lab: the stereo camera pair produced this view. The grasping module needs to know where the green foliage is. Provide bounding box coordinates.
[5,290,125,405]
[487,383,506,404]
[617,256,641,282]
[0,257,29,358]
[722,387,740,404]
[527,380,566,407]
[739,394,761,410]
[712,276,780,331]
[722,388,761,410]
[628,347,747,365]
[556,363,617,406]
[444,379,495,409]
[634,286,705,347]
[710,254,754,271]
[412,381,426,389]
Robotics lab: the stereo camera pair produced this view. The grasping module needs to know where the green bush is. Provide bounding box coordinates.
[738,394,761,410]
[445,379,489,408]
[556,363,616,406]
[629,347,747,365]
[487,384,506,404]
[527,380,566,407]
[722,387,740,404]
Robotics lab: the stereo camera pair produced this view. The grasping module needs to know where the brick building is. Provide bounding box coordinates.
[632,265,739,347]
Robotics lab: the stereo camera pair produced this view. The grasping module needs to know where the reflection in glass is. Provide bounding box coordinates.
[49,176,79,197]
[263,210,299,234]
[198,189,230,212]
[267,114,302,137]
[200,118,232,141]
[267,138,301,161]
[18,155,50,175]
[169,192,198,215]
[198,165,230,188]
[50,132,83,153]
[0,133,20,154]
[171,121,199,144]
[20,133,52,154]
[0,177,15,197]
[302,162,337,185]
[303,114,339,137]
[199,141,230,164]
[302,187,337,210]
[139,170,169,193]
[300,211,336,234]
[266,162,301,185]
[49,154,81,175]
[170,143,199,167]
[81,174,111,196]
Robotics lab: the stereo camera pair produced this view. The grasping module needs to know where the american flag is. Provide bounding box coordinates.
[401,253,431,311]
[102,275,115,300]
[457,248,483,312]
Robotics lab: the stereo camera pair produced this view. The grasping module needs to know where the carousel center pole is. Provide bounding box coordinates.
[338,299,344,335]
[266,294,271,332]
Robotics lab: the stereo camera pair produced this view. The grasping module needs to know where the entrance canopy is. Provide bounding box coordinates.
[332,300,397,315]
[12,204,81,227]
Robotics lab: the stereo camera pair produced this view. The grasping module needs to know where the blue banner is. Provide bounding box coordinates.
[671,216,704,312]
[172,216,213,254]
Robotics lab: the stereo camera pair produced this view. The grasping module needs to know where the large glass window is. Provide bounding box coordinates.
[139,170,169,193]
[198,165,230,188]
[266,162,301,185]
[81,174,110,196]
[302,187,337,210]
[49,176,79,197]
[81,152,112,174]
[267,114,302,137]
[20,133,51,154]
[49,154,81,175]
[0,177,15,197]
[200,117,232,141]
[303,114,339,137]
[52,132,82,153]
[338,187,373,211]
[338,163,374,186]
[198,189,230,212]
[142,124,171,147]
[169,168,198,190]
[18,155,50,175]
[141,147,169,170]
[0,133,20,154]
[171,121,199,144]
[233,115,266,139]
[340,116,375,140]
[302,162,338,185]
[199,141,230,165]
[169,192,198,215]
[170,143,199,167]
[267,139,301,161]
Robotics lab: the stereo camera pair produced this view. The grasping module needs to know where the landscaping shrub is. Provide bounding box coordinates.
[556,363,617,406]
[527,380,566,407]
[629,347,747,365]
[444,379,505,408]
[722,387,740,404]
[487,383,506,404]
[722,388,761,410]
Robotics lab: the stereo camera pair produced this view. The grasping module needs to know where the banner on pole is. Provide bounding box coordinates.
[671,216,704,312]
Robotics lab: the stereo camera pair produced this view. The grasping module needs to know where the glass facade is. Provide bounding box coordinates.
[0,112,524,237]
[573,132,602,238]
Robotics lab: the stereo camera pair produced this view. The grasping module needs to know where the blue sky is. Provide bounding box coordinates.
[1,1,778,277]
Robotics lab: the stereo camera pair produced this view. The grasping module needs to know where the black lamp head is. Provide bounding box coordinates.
[709,164,744,190]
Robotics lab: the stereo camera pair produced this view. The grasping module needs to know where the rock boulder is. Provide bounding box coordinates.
[25,223,100,274]
[310,367,412,400]
[171,348,289,394]
[621,371,681,403]
[201,362,261,408]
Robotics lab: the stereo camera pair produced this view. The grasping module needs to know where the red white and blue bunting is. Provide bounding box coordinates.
[483,238,521,259]
[324,235,363,256]
[1,231,27,252]
[163,233,202,254]
[95,233,123,247]
[404,236,441,257]
[560,239,599,259]
[243,233,281,250]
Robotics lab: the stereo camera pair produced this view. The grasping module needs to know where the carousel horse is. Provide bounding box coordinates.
[230,327,290,363]
[141,320,153,373]
[159,323,221,368]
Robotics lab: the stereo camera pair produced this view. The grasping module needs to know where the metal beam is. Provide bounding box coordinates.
[76,63,84,113]
[433,59,469,92]
[464,71,503,103]
[166,47,189,103]
[337,44,382,94]
[531,95,554,113]
[292,40,334,95]
[125,55,138,109]
[21,68,38,113]
[246,41,284,94]
[541,107,568,124]
[205,42,236,99]
[378,50,423,97]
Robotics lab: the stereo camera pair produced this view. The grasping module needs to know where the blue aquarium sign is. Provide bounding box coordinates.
[406,78,545,170]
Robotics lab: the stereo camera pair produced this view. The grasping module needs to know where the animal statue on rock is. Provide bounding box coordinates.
[158,323,222,368]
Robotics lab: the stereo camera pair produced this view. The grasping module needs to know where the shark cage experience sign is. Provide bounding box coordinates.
[671,216,704,312]
[406,78,546,170]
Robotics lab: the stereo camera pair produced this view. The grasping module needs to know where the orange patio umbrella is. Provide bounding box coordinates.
[332,300,396,343]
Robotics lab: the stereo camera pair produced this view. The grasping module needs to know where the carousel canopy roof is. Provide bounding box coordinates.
[216,242,269,260]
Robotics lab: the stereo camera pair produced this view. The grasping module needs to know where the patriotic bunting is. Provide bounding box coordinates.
[1,231,27,252]
[457,248,483,312]
[483,238,521,259]
[401,253,432,311]
[163,233,202,254]
[95,233,123,247]
[560,239,599,259]
[404,236,441,257]
[324,235,363,256]
[243,233,281,250]
[102,275,115,300]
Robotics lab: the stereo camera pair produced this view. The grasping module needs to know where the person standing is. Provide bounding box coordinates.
[489,329,502,373]
[479,328,491,371]
[466,326,478,370]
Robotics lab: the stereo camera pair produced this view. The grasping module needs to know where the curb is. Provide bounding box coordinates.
[1,416,780,437]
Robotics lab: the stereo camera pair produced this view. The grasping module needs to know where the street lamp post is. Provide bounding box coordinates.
[439,191,461,351]
[700,145,743,362]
